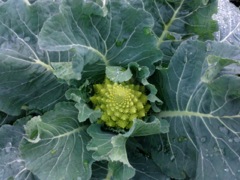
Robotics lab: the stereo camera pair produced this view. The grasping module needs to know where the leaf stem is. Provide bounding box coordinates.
[93,48,109,66]
[158,110,240,119]
[105,168,113,180]
[35,59,53,71]
[157,0,185,47]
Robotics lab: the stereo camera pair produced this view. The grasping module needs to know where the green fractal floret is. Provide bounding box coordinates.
[90,78,150,129]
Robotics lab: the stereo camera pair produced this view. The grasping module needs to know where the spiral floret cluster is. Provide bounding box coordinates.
[90,78,150,129]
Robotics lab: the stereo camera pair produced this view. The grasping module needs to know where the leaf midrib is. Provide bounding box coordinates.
[159,110,240,119]
[45,125,87,140]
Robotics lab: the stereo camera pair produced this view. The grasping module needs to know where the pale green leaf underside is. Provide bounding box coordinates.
[154,40,240,179]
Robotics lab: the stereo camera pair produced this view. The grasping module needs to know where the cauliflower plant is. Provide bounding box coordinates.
[90,78,150,129]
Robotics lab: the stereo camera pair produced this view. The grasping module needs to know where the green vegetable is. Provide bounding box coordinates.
[1,0,240,180]
[90,78,150,129]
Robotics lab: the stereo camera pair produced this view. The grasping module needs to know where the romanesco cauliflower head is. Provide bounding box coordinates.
[90,78,150,129]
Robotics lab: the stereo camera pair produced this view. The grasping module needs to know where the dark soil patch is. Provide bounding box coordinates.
[230,0,240,7]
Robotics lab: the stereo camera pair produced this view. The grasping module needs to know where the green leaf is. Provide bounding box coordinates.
[87,124,127,163]
[87,118,166,180]
[51,62,82,84]
[65,86,102,123]
[65,80,92,103]
[214,0,240,46]
[128,0,218,62]
[106,66,133,83]
[131,157,167,180]
[107,161,135,180]
[126,138,169,180]
[153,40,240,179]
[38,0,162,83]
[75,101,102,123]
[87,124,135,179]
[125,117,169,137]
[20,102,93,180]
[0,0,68,116]
[0,119,38,180]
[91,161,108,179]
[129,63,163,112]
[202,55,240,83]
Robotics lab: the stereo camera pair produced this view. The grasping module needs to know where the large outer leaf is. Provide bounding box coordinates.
[20,102,93,180]
[0,121,38,180]
[214,0,240,46]
[153,40,240,179]
[38,0,162,83]
[0,0,68,116]
[128,0,218,62]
